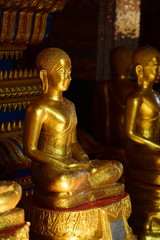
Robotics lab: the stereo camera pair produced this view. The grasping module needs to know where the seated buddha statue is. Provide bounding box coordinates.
[0,181,30,239]
[23,48,124,209]
[92,46,136,150]
[108,46,136,147]
[0,180,22,214]
[124,46,160,184]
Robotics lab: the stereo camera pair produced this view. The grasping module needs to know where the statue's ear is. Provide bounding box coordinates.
[135,64,143,85]
[40,69,48,94]
[135,64,143,76]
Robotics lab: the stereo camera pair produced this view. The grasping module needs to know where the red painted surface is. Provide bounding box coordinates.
[26,192,128,211]
[0,223,26,238]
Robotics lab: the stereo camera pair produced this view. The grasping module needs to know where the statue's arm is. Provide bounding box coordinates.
[70,128,89,162]
[23,104,69,169]
[124,96,160,150]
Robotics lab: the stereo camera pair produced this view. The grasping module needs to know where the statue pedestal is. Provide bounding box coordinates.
[0,208,30,240]
[23,193,136,240]
[126,177,160,240]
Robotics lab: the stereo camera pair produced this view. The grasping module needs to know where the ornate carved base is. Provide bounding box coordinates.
[34,182,124,209]
[23,193,136,240]
[0,223,30,240]
[0,207,30,240]
[126,178,160,239]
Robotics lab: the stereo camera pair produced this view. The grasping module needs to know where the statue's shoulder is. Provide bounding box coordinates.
[26,98,46,114]
[63,97,75,108]
[127,86,142,98]
[126,88,144,107]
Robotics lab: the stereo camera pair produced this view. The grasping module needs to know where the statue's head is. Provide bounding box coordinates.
[36,48,72,93]
[109,46,133,79]
[133,46,160,85]
[36,48,71,73]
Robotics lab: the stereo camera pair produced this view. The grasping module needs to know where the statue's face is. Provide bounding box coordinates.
[47,58,72,91]
[143,56,160,83]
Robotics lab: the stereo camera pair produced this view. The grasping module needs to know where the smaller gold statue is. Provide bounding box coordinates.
[92,46,136,150]
[124,46,160,238]
[108,46,136,147]
[23,48,124,209]
[0,180,22,214]
[0,181,30,239]
[124,46,160,180]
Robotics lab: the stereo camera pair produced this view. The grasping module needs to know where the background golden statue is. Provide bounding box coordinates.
[124,46,160,183]
[23,47,124,209]
[108,46,136,147]
[92,46,136,148]
[124,46,160,238]
[0,181,22,214]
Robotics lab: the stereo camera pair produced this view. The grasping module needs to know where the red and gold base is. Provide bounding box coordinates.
[0,207,30,240]
[23,193,136,240]
[0,223,30,240]
[126,177,160,240]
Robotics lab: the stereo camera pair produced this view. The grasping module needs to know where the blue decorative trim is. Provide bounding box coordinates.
[28,12,36,42]
[5,167,31,180]
[0,109,26,122]
[9,137,23,154]
[13,10,20,41]
[0,57,13,70]
[43,12,55,40]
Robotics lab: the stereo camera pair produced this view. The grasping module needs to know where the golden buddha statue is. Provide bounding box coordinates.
[124,46,160,184]
[23,47,124,209]
[108,46,136,147]
[22,48,136,240]
[0,181,30,239]
[0,180,22,214]
[124,46,160,239]
[92,46,136,151]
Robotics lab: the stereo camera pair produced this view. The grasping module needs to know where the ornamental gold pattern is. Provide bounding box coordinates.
[0,0,69,45]
[37,13,49,44]
[0,222,30,240]
[0,45,26,60]
[0,69,38,81]
[29,12,48,44]
[34,182,125,209]
[0,140,30,170]
[24,194,136,240]
[0,0,70,11]
[0,54,42,132]
[126,180,160,239]
[0,11,17,42]
[14,11,34,44]
[29,12,43,44]
[0,208,24,230]
[0,81,42,99]
[0,76,42,134]
[0,120,23,133]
